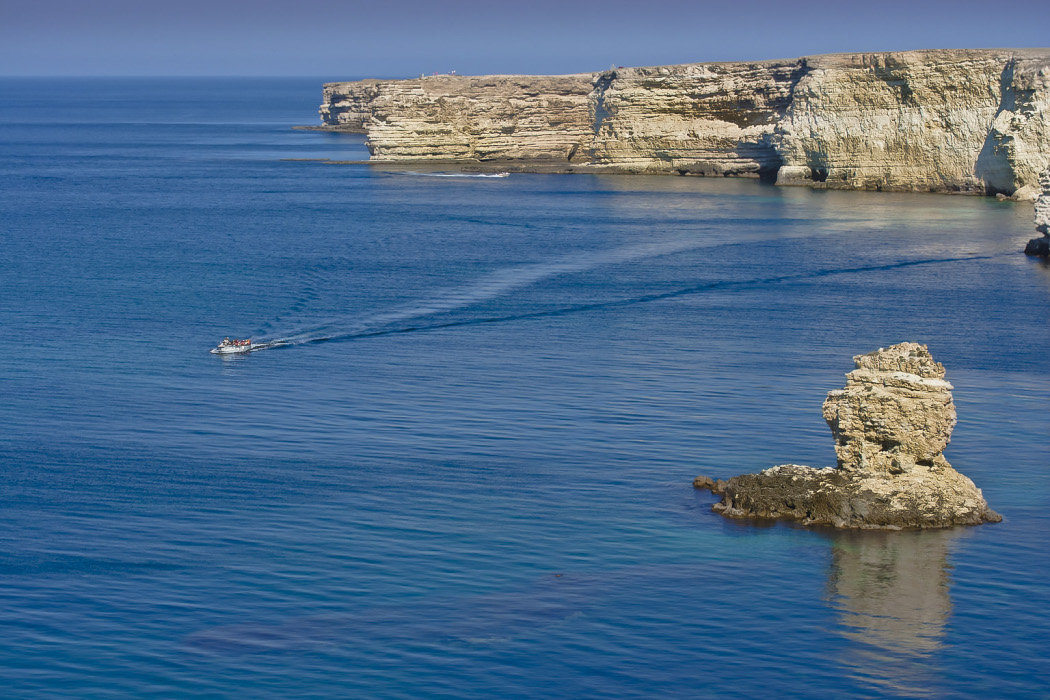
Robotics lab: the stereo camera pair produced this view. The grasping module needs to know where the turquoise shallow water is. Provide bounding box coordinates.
[1,78,1048,698]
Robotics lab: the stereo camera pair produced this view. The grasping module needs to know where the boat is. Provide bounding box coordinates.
[210,337,253,354]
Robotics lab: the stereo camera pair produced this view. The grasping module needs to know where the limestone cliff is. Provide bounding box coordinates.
[1037,167,1050,233]
[320,49,1050,198]
[774,50,1050,195]
[320,80,382,132]
[1025,167,1050,255]
[322,74,594,161]
[693,343,1000,529]
[588,61,803,177]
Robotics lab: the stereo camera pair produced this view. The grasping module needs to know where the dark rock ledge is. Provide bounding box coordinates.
[694,343,1001,529]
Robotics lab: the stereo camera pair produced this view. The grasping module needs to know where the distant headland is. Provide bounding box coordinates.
[317,48,1050,199]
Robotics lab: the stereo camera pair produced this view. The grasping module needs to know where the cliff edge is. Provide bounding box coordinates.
[1024,167,1050,255]
[693,343,1000,529]
[320,49,1050,198]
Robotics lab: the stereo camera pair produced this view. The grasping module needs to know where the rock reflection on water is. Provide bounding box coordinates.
[824,528,965,697]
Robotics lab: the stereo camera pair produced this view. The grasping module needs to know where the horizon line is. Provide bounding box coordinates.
[3,45,1048,81]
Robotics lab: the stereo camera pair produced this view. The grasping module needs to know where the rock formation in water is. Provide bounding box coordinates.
[319,49,1050,198]
[1024,167,1050,256]
[693,343,1000,529]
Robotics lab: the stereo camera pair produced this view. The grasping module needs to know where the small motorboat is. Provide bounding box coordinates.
[210,337,253,354]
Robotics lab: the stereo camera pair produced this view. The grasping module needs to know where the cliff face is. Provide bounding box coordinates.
[323,74,594,161]
[1035,167,1050,234]
[320,81,382,132]
[320,49,1050,198]
[774,50,1050,195]
[1024,167,1050,255]
[990,57,1050,199]
[588,60,803,176]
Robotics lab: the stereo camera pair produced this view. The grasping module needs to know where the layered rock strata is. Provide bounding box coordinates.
[587,61,803,177]
[774,50,1050,195]
[319,80,382,133]
[1024,167,1050,256]
[320,49,1050,198]
[693,343,1000,529]
[323,74,595,162]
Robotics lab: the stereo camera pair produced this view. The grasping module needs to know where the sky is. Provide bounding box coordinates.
[3,0,1050,78]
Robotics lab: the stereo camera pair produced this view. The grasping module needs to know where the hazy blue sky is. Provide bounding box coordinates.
[3,0,1049,78]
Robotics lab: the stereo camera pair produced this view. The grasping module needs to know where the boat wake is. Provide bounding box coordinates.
[407,171,510,178]
[239,246,1001,353]
[243,237,705,351]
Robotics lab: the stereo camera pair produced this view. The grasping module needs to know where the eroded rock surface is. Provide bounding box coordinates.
[588,61,803,177]
[322,74,595,162]
[1024,167,1050,256]
[695,343,1000,529]
[774,50,1050,196]
[320,49,1050,198]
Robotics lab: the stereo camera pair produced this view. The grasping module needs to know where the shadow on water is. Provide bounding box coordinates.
[184,527,966,689]
[183,559,784,657]
[821,527,966,698]
[183,570,639,655]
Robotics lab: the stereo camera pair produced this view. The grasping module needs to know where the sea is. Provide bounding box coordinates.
[1,78,1048,699]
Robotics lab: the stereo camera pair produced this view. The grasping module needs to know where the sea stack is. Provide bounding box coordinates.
[1024,167,1050,257]
[694,343,1000,529]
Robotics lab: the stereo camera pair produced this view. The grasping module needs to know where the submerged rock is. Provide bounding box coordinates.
[695,343,1000,529]
[1024,167,1050,257]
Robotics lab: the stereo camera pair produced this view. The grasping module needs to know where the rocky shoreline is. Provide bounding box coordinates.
[319,49,1050,200]
[694,343,1000,530]
[280,156,643,175]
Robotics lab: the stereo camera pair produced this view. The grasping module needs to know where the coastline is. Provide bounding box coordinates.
[281,154,699,175]
[280,153,1045,202]
[317,48,1050,200]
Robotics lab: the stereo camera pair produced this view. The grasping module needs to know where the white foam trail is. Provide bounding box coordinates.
[252,237,707,349]
[408,172,509,178]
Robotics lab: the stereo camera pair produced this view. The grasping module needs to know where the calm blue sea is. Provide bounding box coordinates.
[1,78,1048,698]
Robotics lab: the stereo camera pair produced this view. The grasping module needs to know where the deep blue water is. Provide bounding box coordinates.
[1,78,1048,698]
